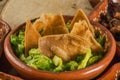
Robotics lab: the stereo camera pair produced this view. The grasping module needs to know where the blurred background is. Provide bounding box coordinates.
[0,0,93,28]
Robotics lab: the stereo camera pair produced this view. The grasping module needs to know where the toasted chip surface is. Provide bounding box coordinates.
[25,9,102,59]
[43,14,69,36]
[33,14,54,35]
[71,20,103,52]
[33,18,46,33]
[70,9,94,35]
[38,34,91,61]
[25,19,41,56]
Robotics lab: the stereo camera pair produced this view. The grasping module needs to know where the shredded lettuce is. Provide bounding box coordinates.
[95,31,106,47]
[97,35,106,47]
[53,56,64,72]
[77,48,92,69]
[25,49,53,71]
[87,53,103,66]
[65,61,78,71]
[10,30,24,57]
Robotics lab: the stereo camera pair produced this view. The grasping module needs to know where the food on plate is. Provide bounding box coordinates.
[10,9,106,72]
[99,0,120,45]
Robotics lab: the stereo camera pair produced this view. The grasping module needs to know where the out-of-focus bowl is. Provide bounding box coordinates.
[89,0,120,79]
[0,19,11,57]
[89,0,108,22]
[89,0,120,57]
[0,72,23,80]
[4,16,116,80]
[116,44,120,57]
[98,62,120,80]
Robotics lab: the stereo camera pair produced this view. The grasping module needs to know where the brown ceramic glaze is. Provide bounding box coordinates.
[98,62,120,80]
[0,19,11,57]
[89,0,120,21]
[4,16,116,80]
[89,0,108,22]
[89,0,120,79]
[0,72,23,80]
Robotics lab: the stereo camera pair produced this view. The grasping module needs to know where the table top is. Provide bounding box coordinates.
[0,0,93,29]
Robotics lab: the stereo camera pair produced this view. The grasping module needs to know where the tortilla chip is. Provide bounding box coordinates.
[43,14,69,36]
[25,19,41,56]
[71,20,103,52]
[40,13,54,24]
[38,34,91,61]
[33,14,54,35]
[33,18,46,33]
[70,9,94,35]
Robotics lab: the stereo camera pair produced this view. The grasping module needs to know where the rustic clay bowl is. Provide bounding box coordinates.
[0,19,11,57]
[4,16,116,80]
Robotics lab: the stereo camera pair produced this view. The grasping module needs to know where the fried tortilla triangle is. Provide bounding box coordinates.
[38,34,91,61]
[43,14,69,36]
[33,18,46,33]
[33,14,54,35]
[70,9,94,35]
[25,19,41,56]
[71,20,103,52]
